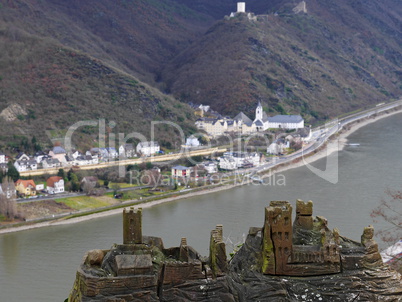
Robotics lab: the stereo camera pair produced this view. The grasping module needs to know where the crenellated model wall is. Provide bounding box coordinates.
[68,202,402,301]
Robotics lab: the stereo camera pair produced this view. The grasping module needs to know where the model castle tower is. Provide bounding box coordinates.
[123,207,142,244]
[262,200,342,276]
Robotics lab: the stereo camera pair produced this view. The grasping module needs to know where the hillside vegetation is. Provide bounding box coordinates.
[0,0,203,151]
[0,0,401,150]
[163,0,402,122]
[0,26,195,151]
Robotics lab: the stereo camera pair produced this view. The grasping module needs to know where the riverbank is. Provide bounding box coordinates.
[1,107,402,235]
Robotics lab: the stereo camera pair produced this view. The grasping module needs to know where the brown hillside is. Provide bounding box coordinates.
[0,0,401,151]
[0,0,213,84]
[0,27,196,151]
[162,0,402,122]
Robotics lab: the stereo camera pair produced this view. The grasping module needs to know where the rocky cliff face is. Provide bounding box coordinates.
[68,202,402,302]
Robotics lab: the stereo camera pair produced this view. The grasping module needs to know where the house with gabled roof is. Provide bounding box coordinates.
[172,165,191,178]
[15,152,30,161]
[106,147,118,158]
[46,176,64,194]
[42,158,61,169]
[268,115,304,129]
[49,146,67,164]
[119,144,135,158]
[81,176,99,188]
[137,141,160,156]
[15,179,37,196]
[0,179,16,199]
[14,159,38,172]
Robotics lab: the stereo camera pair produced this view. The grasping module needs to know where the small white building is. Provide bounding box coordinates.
[237,2,246,13]
[106,147,118,159]
[267,139,289,155]
[46,176,65,194]
[137,141,160,156]
[198,162,218,174]
[119,144,136,158]
[0,152,6,164]
[36,184,45,192]
[219,152,260,170]
[185,135,200,147]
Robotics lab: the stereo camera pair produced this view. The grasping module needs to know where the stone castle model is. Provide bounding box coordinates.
[68,200,402,301]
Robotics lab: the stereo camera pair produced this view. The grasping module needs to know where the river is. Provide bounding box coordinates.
[1,113,402,301]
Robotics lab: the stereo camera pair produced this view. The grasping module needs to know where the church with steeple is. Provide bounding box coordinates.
[252,101,269,131]
[195,102,304,137]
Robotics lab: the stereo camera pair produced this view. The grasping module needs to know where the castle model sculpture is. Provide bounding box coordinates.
[68,200,402,301]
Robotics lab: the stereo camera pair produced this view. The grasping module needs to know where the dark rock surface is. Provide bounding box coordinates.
[68,203,402,301]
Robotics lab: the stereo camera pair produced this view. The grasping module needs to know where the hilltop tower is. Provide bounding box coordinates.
[237,2,246,13]
[123,207,142,244]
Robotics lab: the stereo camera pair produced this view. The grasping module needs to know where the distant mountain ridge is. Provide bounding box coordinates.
[0,0,401,150]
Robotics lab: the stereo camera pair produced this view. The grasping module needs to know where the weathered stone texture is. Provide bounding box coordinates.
[68,203,402,301]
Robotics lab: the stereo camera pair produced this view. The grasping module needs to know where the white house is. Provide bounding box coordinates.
[267,115,304,129]
[98,148,109,160]
[106,147,118,158]
[137,141,160,156]
[0,181,16,199]
[0,152,6,164]
[218,156,237,171]
[198,162,218,174]
[34,151,48,164]
[46,176,65,194]
[14,159,38,172]
[71,150,83,160]
[119,144,135,158]
[42,158,61,169]
[36,184,45,192]
[74,155,93,166]
[15,152,30,161]
[267,139,289,155]
[185,135,200,147]
[219,152,260,170]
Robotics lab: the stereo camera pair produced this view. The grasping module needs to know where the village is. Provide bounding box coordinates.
[0,102,313,222]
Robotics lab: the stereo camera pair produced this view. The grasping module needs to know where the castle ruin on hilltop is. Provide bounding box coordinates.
[68,200,401,301]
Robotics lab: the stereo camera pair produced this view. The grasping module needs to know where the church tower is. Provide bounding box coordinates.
[255,101,263,121]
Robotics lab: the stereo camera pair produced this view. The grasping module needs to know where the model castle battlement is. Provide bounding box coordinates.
[262,200,344,275]
[68,201,398,302]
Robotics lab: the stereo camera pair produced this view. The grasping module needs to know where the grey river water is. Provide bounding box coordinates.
[1,113,402,301]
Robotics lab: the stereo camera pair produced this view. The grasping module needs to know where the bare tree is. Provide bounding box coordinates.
[141,169,162,188]
[371,187,402,273]
[0,177,18,220]
[82,181,96,196]
[371,187,402,244]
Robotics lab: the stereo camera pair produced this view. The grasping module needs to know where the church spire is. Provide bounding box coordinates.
[255,101,263,121]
